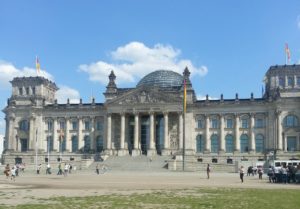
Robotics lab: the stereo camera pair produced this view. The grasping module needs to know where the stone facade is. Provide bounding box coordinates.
[2,65,300,168]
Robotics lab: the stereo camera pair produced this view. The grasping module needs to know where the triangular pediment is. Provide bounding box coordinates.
[107,86,182,105]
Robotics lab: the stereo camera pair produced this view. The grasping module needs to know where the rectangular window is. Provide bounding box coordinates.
[255,119,264,128]
[226,119,233,128]
[96,121,103,131]
[59,121,65,130]
[19,88,23,95]
[85,121,90,130]
[26,87,29,95]
[197,119,204,129]
[211,119,218,129]
[279,77,285,87]
[32,87,36,95]
[72,121,78,130]
[241,119,249,128]
[297,77,300,86]
[47,121,53,131]
[288,77,293,86]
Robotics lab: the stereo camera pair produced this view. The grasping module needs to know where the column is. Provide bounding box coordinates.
[78,117,83,151]
[120,113,125,149]
[118,113,126,156]
[132,112,140,156]
[234,114,240,152]
[179,113,183,150]
[65,118,71,152]
[277,110,283,151]
[250,113,255,153]
[8,116,16,151]
[53,118,58,152]
[90,117,95,150]
[163,112,169,150]
[106,114,112,150]
[148,112,156,156]
[219,114,225,152]
[204,115,210,153]
[29,116,36,150]
[149,112,154,149]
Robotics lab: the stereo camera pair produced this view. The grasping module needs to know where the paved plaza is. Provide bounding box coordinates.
[0,170,299,206]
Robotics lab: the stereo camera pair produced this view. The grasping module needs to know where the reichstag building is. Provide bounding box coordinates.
[2,65,300,170]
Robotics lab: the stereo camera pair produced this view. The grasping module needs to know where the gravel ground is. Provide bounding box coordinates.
[0,170,299,205]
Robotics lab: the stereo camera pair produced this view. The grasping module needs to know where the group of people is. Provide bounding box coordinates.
[3,163,25,181]
[36,163,75,176]
[267,165,299,184]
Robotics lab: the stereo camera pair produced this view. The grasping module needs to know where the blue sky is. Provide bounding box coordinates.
[0,0,300,135]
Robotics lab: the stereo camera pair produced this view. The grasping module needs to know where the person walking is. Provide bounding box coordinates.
[206,164,211,179]
[10,166,16,182]
[239,166,245,183]
[37,164,42,174]
[96,164,100,175]
[46,164,51,174]
[4,164,10,179]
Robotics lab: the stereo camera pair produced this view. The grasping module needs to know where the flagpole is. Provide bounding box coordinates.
[35,129,38,174]
[182,78,186,171]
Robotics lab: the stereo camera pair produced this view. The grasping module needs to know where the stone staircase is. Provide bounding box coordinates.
[89,155,170,172]
[168,155,237,172]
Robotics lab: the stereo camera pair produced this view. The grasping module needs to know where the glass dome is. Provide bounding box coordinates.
[137,70,183,88]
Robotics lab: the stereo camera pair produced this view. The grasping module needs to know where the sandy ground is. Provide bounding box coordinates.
[0,170,299,205]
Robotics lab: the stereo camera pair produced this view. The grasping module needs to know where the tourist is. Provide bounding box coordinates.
[206,164,211,179]
[281,165,288,184]
[46,164,51,174]
[10,166,16,182]
[96,164,100,175]
[57,163,62,175]
[4,164,10,179]
[69,164,72,173]
[258,166,263,180]
[239,166,245,183]
[37,164,42,174]
[64,163,69,177]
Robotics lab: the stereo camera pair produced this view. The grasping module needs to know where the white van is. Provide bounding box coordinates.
[271,160,300,169]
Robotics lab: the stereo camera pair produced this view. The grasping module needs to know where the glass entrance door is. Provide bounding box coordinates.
[141,116,149,155]
[287,136,297,152]
[20,138,28,152]
[156,115,164,155]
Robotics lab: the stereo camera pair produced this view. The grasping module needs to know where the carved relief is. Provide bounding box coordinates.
[169,114,179,149]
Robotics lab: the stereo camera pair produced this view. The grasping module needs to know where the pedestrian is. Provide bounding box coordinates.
[46,164,51,174]
[69,164,72,174]
[37,164,42,174]
[96,164,99,175]
[11,166,16,182]
[57,163,62,175]
[258,166,263,180]
[239,166,245,183]
[4,164,10,179]
[206,164,211,179]
[64,163,69,177]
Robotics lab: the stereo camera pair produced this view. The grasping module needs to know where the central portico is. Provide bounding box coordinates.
[103,69,193,157]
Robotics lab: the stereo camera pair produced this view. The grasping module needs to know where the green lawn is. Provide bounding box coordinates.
[1,188,300,209]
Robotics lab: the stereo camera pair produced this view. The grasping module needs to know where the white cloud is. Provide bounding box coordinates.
[56,85,80,104]
[0,60,53,89]
[197,94,219,100]
[79,42,208,85]
[0,120,5,135]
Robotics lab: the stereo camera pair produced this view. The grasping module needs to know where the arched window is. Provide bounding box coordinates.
[19,120,29,131]
[71,136,78,152]
[225,134,234,153]
[255,134,264,153]
[240,134,249,153]
[284,115,298,127]
[84,135,91,152]
[196,134,204,153]
[46,136,53,152]
[59,138,66,152]
[96,135,104,152]
[211,134,219,153]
